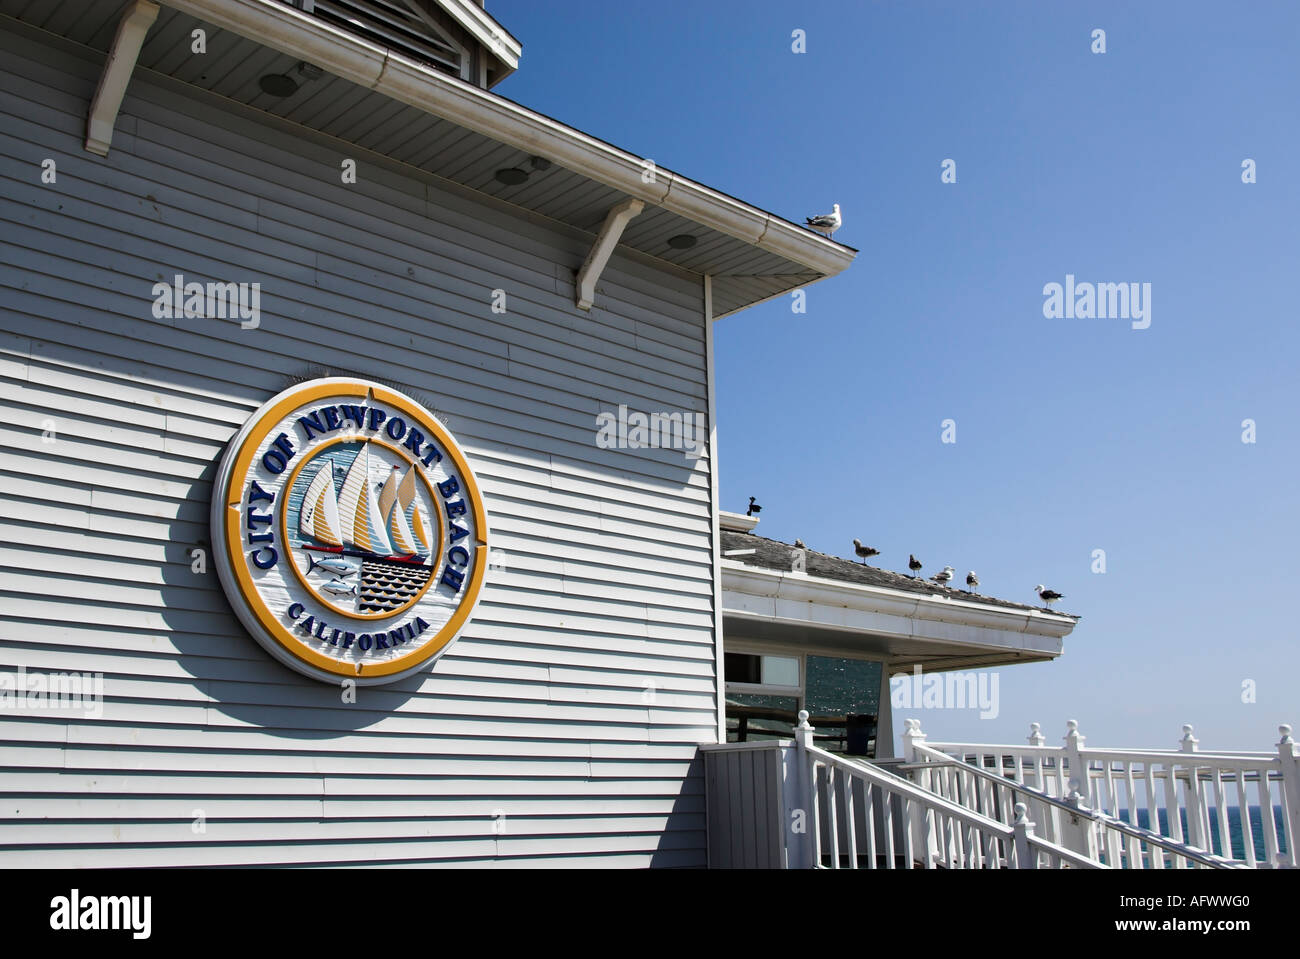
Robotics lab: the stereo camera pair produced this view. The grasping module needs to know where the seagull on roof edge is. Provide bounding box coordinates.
[908,555,922,578]
[966,571,979,592]
[931,566,954,587]
[1035,585,1064,608]
[852,539,879,563]
[805,203,841,238]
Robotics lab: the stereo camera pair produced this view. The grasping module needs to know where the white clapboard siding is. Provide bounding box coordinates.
[0,27,716,866]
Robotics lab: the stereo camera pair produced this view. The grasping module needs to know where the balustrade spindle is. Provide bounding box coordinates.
[1258,774,1280,866]
[1235,770,1256,867]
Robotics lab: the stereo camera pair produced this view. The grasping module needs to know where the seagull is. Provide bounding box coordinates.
[852,539,879,563]
[966,571,979,592]
[1035,585,1064,608]
[794,538,806,549]
[805,203,841,238]
[908,554,922,578]
[931,566,954,587]
[746,496,762,517]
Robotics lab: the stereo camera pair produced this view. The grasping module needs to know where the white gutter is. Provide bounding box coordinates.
[161,0,855,279]
[718,510,758,534]
[722,561,1077,643]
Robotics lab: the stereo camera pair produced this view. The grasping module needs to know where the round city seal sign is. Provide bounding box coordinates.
[211,378,488,684]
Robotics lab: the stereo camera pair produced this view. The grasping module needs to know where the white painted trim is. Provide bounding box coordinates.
[718,510,757,533]
[725,682,802,699]
[705,273,724,745]
[159,0,855,279]
[84,0,159,156]
[575,198,643,310]
[434,0,521,70]
[723,562,1077,640]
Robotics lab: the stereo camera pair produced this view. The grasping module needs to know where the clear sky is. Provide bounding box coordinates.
[491,0,1299,751]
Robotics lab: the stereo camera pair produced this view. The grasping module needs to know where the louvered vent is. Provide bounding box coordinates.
[293,0,468,79]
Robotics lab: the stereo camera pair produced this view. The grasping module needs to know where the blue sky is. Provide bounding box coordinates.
[492,1,1299,751]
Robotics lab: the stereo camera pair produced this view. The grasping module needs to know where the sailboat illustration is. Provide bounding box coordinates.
[299,444,433,566]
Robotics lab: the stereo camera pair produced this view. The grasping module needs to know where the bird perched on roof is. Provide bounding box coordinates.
[794,538,806,549]
[966,571,979,592]
[746,496,762,517]
[1034,585,1064,608]
[805,203,841,238]
[931,566,955,587]
[908,555,922,577]
[852,539,879,563]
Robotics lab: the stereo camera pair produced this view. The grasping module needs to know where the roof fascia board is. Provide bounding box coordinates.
[161,0,854,279]
[722,562,1077,640]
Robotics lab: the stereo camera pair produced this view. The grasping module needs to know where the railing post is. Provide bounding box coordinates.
[902,718,926,761]
[1027,723,1045,746]
[784,710,818,869]
[1277,724,1300,867]
[1013,802,1036,868]
[1061,780,1101,863]
[1062,720,1086,801]
[1178,724,1207,853]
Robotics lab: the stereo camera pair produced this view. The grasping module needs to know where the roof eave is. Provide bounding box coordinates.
[723,561,1078,641]
[161,0,856,281]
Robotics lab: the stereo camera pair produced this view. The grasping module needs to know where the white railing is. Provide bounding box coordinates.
[902,719,1299,869]
[905,738,1244,869]
[792,713,1101,869]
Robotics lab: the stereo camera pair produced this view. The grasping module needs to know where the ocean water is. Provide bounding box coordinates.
[803,656,881,717]
[1123,805,1288,863]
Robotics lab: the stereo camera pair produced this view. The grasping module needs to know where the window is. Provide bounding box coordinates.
[724,652,800,693]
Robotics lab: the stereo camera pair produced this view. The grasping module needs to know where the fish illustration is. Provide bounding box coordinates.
[305,553,360,577]
[320,580,358,597]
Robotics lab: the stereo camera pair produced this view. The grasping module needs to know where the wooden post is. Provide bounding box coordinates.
[1276,724,1300,868]
[1013,802,1036,869]
[874,665,895,759]
[902,718,926,762]
[1062,780,1101,863]
[1062,720,1087,801]
[1179,724,1207,852]
[785,710,818,869]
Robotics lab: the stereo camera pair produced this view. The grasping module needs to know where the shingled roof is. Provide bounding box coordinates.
[721,530,1079,620]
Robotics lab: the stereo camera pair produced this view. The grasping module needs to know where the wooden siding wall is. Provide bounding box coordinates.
[703,744,783,868]
[0,26,716,866]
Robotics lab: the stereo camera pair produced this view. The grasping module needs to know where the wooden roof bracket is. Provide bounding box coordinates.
[85,0,160,156]
[575,197,644,311]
